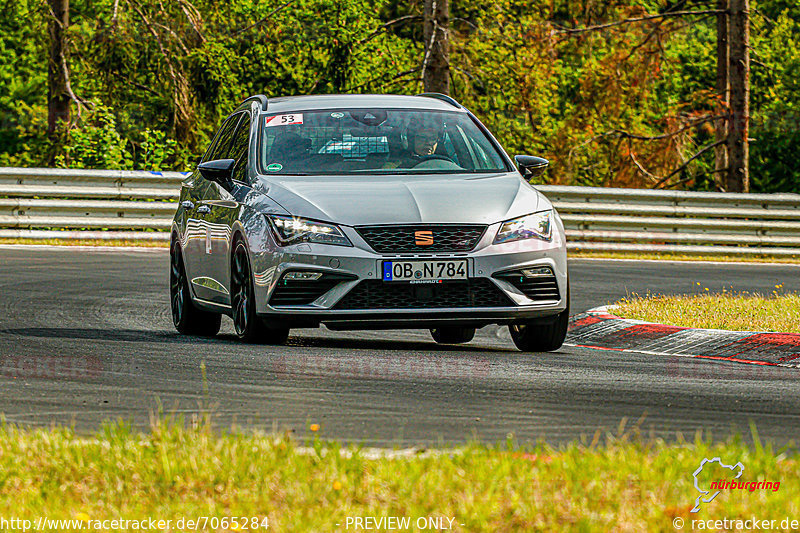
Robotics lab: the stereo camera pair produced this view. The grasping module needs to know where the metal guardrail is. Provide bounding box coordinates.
[539,185,800,255]
[0,167,184,242]
[1,167,799,255]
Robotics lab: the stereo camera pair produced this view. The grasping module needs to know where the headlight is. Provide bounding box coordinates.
[494,210,552,244]
[267,215,352,247]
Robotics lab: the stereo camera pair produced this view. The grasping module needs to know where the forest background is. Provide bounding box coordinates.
[0,0,797,192]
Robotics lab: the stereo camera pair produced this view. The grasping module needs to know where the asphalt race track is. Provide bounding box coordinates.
[1,247,799,447]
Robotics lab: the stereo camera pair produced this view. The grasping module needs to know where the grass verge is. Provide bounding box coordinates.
[0,238,168,248]
[614,291,800,332]
[1,239,799,262]
[0,419,796,531]
[571,250,800,264]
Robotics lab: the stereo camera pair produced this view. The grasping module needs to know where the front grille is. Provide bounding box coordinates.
[494,271,560,301]
[333,279,514,309]
[269,272,356,306]
[356,224,486,253]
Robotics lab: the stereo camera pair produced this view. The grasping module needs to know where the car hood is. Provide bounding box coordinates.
[258,172,547,226]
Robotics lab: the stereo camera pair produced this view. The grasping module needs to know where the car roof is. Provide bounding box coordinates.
[258,94,466,114]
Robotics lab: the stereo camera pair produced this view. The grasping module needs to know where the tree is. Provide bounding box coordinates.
[491,2,743,191]
[422,0,450,94]
[47,0,70,137]
[714,0,729,186]
[727,0,750,192]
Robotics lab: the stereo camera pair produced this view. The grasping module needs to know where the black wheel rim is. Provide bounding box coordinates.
[170,244,185,327]
[232,245,251,336]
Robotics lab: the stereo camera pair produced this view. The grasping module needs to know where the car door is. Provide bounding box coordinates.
[178,171,209,285]
[197,112,252,304]
[187,113,241,304]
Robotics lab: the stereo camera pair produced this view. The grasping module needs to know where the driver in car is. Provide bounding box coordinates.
[411,125,441,157]
[384,121,445,169]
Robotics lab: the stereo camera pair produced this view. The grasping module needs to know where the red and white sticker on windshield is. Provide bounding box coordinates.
[264,113,303,127]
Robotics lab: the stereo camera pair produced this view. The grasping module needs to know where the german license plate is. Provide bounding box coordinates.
[382,260,468,282]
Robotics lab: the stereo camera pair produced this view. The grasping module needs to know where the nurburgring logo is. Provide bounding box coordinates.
[690,457,780,513]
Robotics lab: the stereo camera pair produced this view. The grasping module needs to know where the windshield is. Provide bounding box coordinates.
[259,109,509,175]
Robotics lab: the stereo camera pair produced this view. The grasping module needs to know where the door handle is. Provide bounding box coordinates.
[197,205,211,214]
[180,200,194,209]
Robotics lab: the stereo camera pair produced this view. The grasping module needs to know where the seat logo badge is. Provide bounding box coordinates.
[415,231,434,246]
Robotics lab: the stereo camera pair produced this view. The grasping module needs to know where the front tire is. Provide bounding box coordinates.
[231,240,289,344]
[430,326,476,344]
[508,280,569,352]
[170,240,221,336]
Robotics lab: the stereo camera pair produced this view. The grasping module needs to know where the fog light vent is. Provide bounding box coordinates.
[521,267,553,278]
[494,268,560,301]
[269,271,356,306]
[283,271,323,281]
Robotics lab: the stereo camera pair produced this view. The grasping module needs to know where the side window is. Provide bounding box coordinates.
[205,114,241,162]
[229,113,251,183]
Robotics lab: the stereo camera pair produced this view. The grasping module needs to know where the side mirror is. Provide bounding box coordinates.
[198,159,235,184]
[514,155,549,179]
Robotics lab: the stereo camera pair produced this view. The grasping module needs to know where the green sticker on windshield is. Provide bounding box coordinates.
[266,163,283,172]
[330,112,344,119]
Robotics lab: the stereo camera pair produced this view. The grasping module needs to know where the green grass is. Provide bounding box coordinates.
[0,237,168,248]
[2,239,800,263]
[571,250,800,264]
[0,419,797,531]
[614,290,800,332]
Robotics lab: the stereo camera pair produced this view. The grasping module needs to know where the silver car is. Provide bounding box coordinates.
[170,93,568,351]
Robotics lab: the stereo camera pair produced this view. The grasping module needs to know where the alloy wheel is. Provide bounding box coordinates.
[170,242,186,327]
[231,243,251,337]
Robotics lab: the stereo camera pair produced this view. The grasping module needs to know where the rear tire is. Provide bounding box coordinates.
[508,279,569,352]
[231,240,290,344]
[170,240,221,336]
[430,326,476,344]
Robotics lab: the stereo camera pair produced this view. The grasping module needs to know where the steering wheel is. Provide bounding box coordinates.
[409,154,455,167]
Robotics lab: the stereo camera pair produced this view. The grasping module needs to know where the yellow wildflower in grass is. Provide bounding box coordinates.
[310,424,320,432]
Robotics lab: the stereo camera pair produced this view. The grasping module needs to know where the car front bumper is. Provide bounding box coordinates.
[248,221,568,329]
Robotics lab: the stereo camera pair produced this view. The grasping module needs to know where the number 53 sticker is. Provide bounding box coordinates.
[264,113,303,127]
